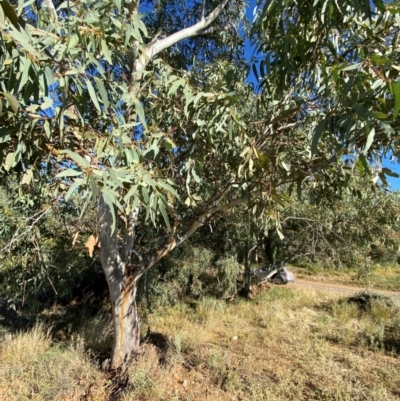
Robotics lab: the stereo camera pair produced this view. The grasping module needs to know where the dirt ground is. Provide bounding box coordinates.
[288,279,400,301]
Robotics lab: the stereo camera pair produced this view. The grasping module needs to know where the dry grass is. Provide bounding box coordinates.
[291,264,400,292]
[126,287,400,401]
[1,287,400,400]
[0,323,107,401]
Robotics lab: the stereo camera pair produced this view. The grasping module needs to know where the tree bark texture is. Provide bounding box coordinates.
[109,277,140,369]
[98,196,140,369]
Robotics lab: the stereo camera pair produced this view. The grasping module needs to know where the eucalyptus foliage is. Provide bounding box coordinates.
[1,0,400,368]
[0,183,99,302]
[0,0,249,232]
[254,0,400,184]
[272,181,400,269]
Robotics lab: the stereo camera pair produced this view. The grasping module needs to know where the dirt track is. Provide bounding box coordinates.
[288,279,400,301]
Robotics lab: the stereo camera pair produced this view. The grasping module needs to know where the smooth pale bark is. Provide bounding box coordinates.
[130,0,231,84]
[98,196,138,369]
[110,280,139,369]
[98,196,180,368]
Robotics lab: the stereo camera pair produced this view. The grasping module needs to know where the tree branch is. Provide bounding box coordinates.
[126,0,140,19]
[146,0,230,58]
[281,216,347,243]
[0,194,63,254]
[131,189,262,281]
[206,177,236,206]
[201,0,206,20]
[132,249,143,262]
[132,0,231,78]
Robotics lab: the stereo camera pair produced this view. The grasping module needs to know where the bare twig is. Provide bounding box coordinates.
[281,216,347,243]
[0,195,63,254]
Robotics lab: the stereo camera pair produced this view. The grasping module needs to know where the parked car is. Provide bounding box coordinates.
[251,263,295,285]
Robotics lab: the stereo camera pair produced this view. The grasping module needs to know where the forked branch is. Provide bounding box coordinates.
[132,0,232,78]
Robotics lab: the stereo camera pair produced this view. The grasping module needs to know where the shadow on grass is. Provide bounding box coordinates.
[0,273,112,357]
[317,291,400,356]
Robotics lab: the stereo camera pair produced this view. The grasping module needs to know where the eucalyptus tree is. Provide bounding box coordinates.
[1,0,399,370]
[270,180,400,269]
[0,182,99,302]
[253,0,400,177]
[0,0,252,369]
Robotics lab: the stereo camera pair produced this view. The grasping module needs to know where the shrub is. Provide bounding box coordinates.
[215,257,241,299]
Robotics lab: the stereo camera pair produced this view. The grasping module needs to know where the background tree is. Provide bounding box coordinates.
[264,179,400,270]
[0,182,101,304]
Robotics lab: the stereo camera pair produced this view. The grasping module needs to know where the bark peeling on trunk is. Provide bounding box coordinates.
[97,196,179,368]
[110,277,139,369]
[98,196,140,369]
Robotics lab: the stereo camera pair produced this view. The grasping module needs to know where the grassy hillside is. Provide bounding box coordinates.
[1,287,399,400]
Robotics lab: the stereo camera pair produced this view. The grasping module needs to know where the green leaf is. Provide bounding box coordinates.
[340,63,362,72]
[8,24,40,57]
[65,179,81,201]
[0,6,5,27]
[18,58,31,92]
[156,180,178,197]
[130,195,140,214]
[364,127,375,153]
[158,199,170,229]
[1,92,19,112]
[281,161,290,171]
[44,121,51,138]
[311,122,325,154]
[40,96,53,110]
[44,66,55,87]
[391,82,400,119]
[168,78,186,96]
[88,174,98,199]
[93,77,110,110]
[4,152,14,171]
[101,39,112,64]
[358,154,370,174]
[21,168,33,185]
[382,168,399,178]
[60,150,90,168]
[0,0,24,29]
[163,138,176,150]
[141,186,149,204]
[85,78,101,112]
[56,168,83,178]
[191,168,201,183]
[373,0,386,12]
[371,111,387,120]
[134,98,146,126]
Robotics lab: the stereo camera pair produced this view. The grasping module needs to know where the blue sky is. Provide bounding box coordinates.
[243,0,400,191]
[384,157,400,190]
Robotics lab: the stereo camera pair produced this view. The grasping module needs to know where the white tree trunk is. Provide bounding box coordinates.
[109,276,140,369]
[98,196,140,369]
[97,187,256,368]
